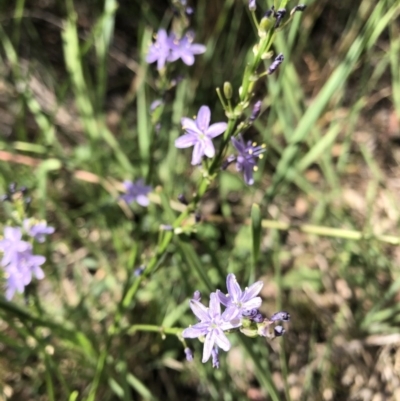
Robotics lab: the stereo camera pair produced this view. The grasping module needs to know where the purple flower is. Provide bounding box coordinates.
[146,29,171,70]
[23,219,54,243]
[0,227,46,300]
[217,273,263,317]
[175,106,227,165]
[182,292,240,363]
[120,180,152,207]
[231,135,266,185]
[168,32,206,66]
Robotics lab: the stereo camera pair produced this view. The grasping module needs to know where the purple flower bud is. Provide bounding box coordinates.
[184,347,194,362]
[185,6,194,15]
[250,100,262,122]
[274,8,287,28]
[134,265,145,276]
[264,6,274,18]
[242,308,258,318]
[270,311,290,322]
[248,0,256,11]
[211,347,220,369]
[192,290,201,301]
[267,53,284,75]
[177,194,188,205]
[274,325,285,336]
[253,313,264,323]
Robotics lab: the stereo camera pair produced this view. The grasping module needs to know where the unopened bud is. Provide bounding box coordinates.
[223,82,233,100]
[275,8,287,28]
[177,194,188,205]
[184,347,194,362]
[267,53,284,75]
[274,325,285,337]
[270,311,290,322]
[248,0,256,11]
[291,4,306,16]
[193,290,201,301]
[250,100,262,122]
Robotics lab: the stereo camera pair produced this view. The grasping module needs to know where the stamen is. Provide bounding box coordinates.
[253,166,258,171]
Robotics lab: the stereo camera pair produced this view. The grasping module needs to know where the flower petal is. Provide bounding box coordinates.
[189,299,209,321]
[209,293,221,317]
[242,280,264,302]
[226,273,242,302]
[182,322,209,338]
[214,328,231,352]
[191,142,204,165]
[181,117,200,134]
[216,289,229,306]
[190,44,206,55]
[136,195,150,207]
[202,330,216,363]
[241,297,262,311]
[221,305,241,323]
[231,136,246,153]
[175,133,198,148]
[243,164,254,185]
[196,106,211,131]
[206,122,227,138]
[181,52,195,66]
[203,137,215,158]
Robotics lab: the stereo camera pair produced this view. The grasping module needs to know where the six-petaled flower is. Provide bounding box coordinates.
[175,105,227,165]
[217,273,263,317]
[182,292,240,363]
[120,180,152,207]
[231,135,266,185]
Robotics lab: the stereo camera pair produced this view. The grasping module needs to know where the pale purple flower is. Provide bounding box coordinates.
[182,292,240,363]
[120,180,152,207]
[146,29,171,70]
[231,135,266,185]
[175,105,227,165]
[23,219,54,243]
[0,227,46,300]
[168,31,206,66]
[217,273,263,317]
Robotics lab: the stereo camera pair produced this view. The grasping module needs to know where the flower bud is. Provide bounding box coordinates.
[274,325,285,337]
[248,0,256,11]
[184,347,194,362]
[270,311,290,322]
[291,4,306,16]
[223,82,233,100]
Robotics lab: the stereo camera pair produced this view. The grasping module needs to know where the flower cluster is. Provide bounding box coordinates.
[146,29,206,70]
[182,273,290,367]
[0,221,54,300]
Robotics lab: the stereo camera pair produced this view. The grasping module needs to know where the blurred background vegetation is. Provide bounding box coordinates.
[1,0,400,400]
